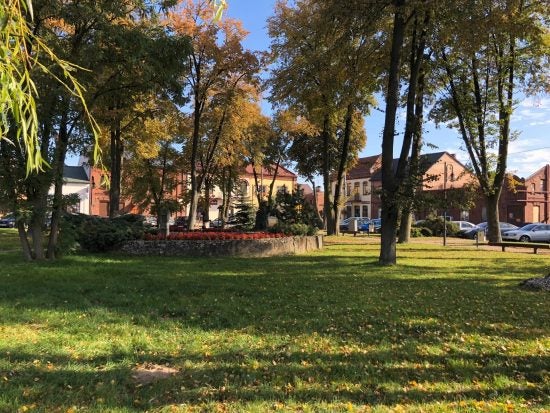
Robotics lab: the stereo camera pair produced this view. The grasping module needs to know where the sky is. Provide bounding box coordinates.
[226,0,550,179]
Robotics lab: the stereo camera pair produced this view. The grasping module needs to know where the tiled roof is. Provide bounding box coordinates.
[347,155,381,180]
[63,166,89,183]
[371,152,448,180]
[244,164,297,179]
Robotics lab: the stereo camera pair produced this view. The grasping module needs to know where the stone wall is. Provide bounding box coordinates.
[120,235,323,258]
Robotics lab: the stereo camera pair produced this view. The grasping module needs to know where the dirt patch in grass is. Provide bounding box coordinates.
[132,364,179,386]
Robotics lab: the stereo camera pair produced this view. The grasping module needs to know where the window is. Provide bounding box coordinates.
[346,183,351,196]
[362,205,369,218]
[531,183,536,194]
[363,181,369,195]
[353,182,360,194]
[541,179,547,192]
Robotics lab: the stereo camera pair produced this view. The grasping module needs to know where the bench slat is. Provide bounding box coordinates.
[488,241,550,254]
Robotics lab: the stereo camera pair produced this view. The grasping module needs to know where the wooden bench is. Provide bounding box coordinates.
[488,241,550,254]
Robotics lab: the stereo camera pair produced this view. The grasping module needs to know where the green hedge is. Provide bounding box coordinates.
[59,214,149,253]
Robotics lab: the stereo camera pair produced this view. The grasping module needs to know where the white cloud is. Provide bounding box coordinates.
[507,148,550,177]
[519,97,550,109]
[529,119,550,126]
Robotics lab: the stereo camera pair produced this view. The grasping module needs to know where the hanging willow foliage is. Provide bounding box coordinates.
[210,0,227,21]
[0,0,101,174]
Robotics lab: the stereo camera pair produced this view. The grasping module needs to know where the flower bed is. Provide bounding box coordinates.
[143,231,286,241]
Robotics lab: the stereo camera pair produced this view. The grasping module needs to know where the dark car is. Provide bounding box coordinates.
[461,222,519,239]
[211,217,237,228]
[0,214,16,228]
[169,216,188,232]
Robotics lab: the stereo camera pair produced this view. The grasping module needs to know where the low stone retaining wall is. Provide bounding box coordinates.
[120,235,323,258]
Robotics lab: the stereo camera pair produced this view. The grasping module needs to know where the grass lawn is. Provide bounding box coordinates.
[0,228,548,412]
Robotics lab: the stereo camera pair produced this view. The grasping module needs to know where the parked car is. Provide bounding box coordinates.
[461,222,519,239]
[502,223,550,242]
[211,217,237,228]
[369,218,382,232]
[451,220,477,234]
[451,221,477,237]
[339,217,370,232]
[0,214,16,228]
[169,216,188,232]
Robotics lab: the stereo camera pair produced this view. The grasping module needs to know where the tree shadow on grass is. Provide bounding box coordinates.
[0,251,548,410]
[0,254,547,337]
[1,346,548,411]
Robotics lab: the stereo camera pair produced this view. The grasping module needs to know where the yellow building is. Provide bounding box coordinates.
[239,164,298,207]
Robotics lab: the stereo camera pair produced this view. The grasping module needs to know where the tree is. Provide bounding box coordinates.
[376,0,433,264]
[90,12,189,218]
[169,0,259,230]
[431,0,549,243]
[268,0,376,235]
[0,0,99,174]
[122,99,185,226]
[0,0,188,260]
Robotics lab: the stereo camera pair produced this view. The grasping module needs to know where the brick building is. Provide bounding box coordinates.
[501,164,550,225]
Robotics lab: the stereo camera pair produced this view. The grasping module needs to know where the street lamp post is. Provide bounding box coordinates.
[443,162,454,246]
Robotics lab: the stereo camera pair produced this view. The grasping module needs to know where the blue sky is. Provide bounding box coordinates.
[227,0,550,179]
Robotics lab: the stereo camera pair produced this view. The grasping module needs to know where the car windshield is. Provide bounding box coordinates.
[501,223,518,229]
[520,224,537,231]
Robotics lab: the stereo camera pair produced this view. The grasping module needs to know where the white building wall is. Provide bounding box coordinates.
[48,182,90,215]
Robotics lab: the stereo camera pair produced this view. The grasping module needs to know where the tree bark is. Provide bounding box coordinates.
[398,52,426,244]
[109,120,123,218]
[321,115,335,234]
[188,86,202,230]
[47,113,70,259]
[204,177,212,222]
[379,0,407,265]
[485,193,502,243]
[332,103,354,236]
[17,222,32,262]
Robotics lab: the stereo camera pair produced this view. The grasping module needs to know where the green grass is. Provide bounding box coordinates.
[0,228,548,412]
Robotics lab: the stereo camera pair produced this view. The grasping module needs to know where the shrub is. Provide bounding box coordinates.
[410,227,424,238]
[414,217,459,237]
[59,214,148,253]
[270,222,317,236]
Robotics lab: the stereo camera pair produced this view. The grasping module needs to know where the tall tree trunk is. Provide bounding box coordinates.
[398,56,426,244]
[485,193,502,243]
[47,114,70,259]
[398,212,413,243]
[379,0,407,265]
[332,103,354,236]
[321,115,335,234]
[29,203,46,260]
[17,222,32,262]
[109,120,123,218]
[309,178,323,223]
[204,177,212,222]
[188,93,202,230]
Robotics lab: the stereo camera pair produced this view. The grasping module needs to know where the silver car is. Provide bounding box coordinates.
[502,223,550,243]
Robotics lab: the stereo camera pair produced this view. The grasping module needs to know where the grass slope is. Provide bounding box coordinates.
[0,229,548,412]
